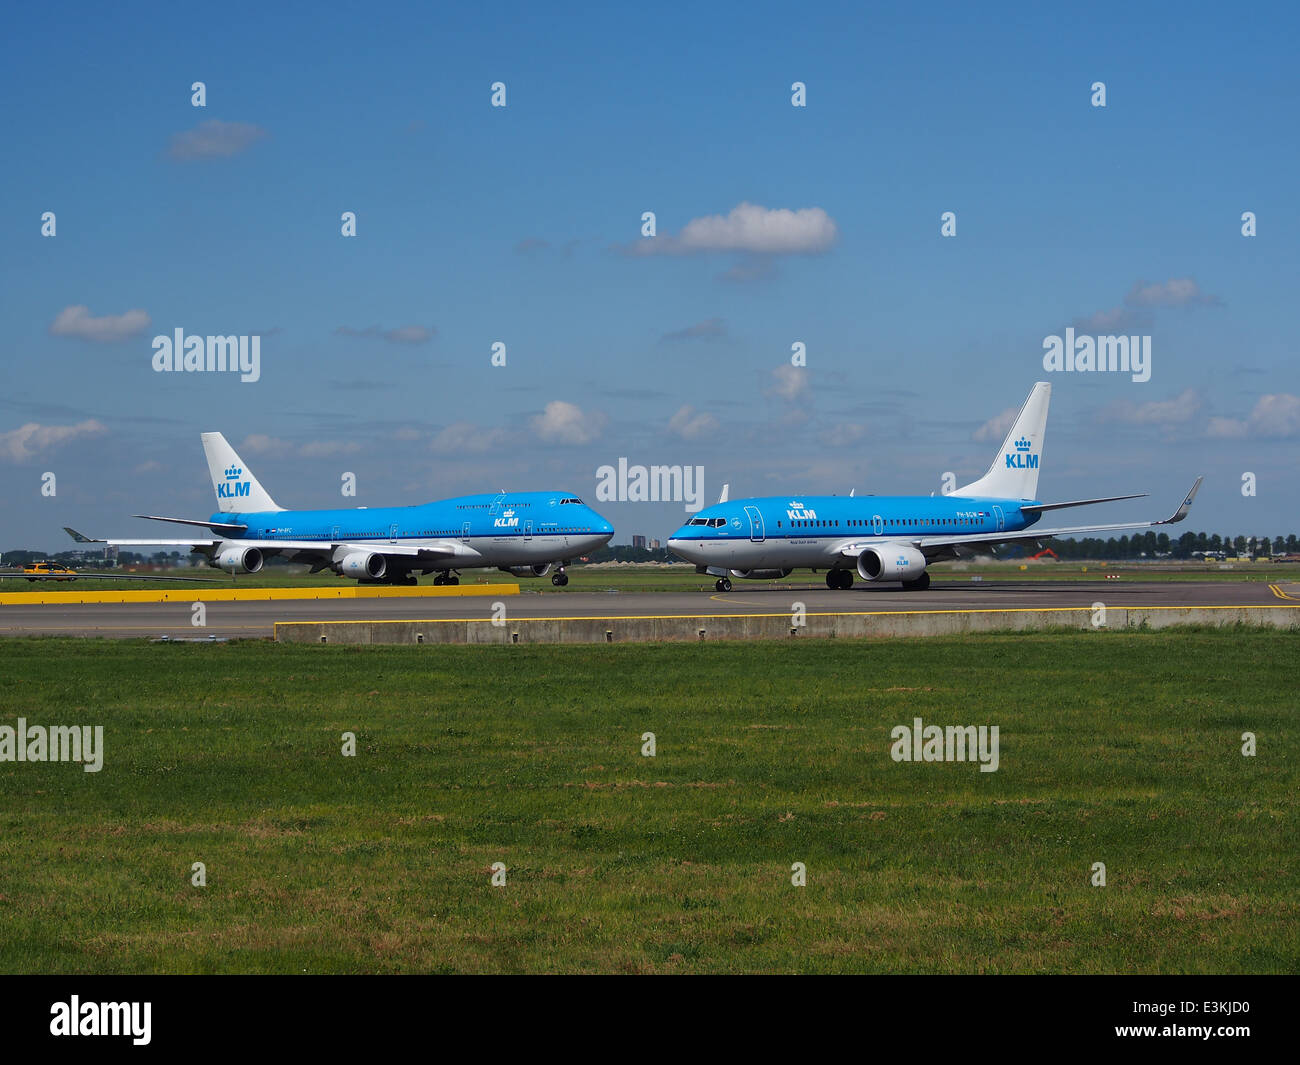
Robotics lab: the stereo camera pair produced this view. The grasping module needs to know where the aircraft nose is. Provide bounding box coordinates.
[666,537,699,563]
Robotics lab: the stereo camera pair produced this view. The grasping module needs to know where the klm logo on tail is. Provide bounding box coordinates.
[217,464,251,500]
[1005,437,1039,471]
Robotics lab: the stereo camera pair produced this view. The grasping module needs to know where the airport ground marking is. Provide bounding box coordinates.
[0,583,520,607]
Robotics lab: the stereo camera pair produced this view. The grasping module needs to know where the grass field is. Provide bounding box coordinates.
[0,632,1296,973]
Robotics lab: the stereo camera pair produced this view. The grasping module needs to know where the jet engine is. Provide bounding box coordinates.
[215,545,263,574]
[502,563,553,578]
[339,551,387,580]
[856,544,927,582]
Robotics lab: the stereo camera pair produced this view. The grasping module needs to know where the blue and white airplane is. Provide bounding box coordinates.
[668,382,1202,592]
[66,433,614,586]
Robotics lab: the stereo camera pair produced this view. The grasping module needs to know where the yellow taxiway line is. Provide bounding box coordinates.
[0,583,519,606]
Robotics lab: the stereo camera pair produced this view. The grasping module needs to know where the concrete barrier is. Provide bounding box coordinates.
[275,605,1300,645]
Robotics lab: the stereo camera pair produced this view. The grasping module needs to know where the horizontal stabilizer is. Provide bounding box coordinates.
[133,514,249,535]
[1019,493,1147,515]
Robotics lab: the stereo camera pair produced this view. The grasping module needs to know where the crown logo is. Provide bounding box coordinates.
[789,500,804,508]
[224,465,242,480]
[503,509,515,518]
[1013,437,1032,451]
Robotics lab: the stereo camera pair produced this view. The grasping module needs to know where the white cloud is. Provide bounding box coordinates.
[0,420,106,462]
[49,305,150,342]
[820,423,868,447]
[1099,388,1202,426]
[335,324,435,345]
[168,119,269,161]
[1207,394,1300,439]
[631,202,838,256]
[239,434,293,456]
[1125,278,1221,308]
[299,440,361,459]
[431,421,513,454]
[973,406,1018,442]
[661,318,726,343]
[667,405,718,440]
[1072,277,1222,334]
[530,400,608,445]
[768,365,808,402]
[242,434,362,458]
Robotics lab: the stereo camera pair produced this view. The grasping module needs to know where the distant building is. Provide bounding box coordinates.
[632,535,647,549]
[649,538,661,550]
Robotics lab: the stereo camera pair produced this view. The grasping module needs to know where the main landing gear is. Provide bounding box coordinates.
[433,571,460,586]
[826,570,854,590]
[902,572,931,591]
[715,576,732,592]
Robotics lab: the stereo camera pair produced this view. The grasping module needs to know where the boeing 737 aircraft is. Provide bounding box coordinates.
[66,433,614,586]
[668,382,1202,592]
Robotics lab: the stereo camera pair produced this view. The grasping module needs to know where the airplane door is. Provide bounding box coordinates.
[461,521,471,543]
[872,514,883,536]
[330,525,340,541]
[524,520,533,541]
[389,523,399,543]
[993,505,1005,532]
[744,505,765,542]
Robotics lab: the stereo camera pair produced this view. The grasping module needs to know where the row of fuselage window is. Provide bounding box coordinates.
[257,528,586,539]
[782,517,983,531]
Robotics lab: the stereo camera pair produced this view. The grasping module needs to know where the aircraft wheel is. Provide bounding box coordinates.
[839,571,853,590]
[826,571,838,589]
[552,572,567,586]
[448,576,459,586]
[715,577,732,592]
[433,574,446,586]
[903,572,931,591]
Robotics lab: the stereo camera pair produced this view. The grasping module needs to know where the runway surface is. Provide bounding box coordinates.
[1,580,1295,639]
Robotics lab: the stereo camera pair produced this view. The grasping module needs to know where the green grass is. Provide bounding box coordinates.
[0,632,1295,973]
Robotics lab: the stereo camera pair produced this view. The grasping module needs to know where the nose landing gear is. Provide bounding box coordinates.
[715,576,732,592]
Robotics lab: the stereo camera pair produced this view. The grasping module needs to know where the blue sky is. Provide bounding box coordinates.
[2,1,1297,547]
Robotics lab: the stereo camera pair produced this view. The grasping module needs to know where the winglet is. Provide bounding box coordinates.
[64,527,102,543]
[718,483,729,504]
[1162,476,1203,524]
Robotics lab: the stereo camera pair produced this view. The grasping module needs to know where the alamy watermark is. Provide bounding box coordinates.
[151,328,261,383]
[1042,327,1150,383]
[0,718,103,772]
[595,458,704,512]
[890,716,999,772]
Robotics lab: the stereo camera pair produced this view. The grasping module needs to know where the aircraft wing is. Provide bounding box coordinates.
[64,529,480,562]
[839,477,1202,560]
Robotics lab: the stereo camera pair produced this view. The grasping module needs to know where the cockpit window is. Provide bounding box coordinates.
[560,497,584,505]
[708,518,727,527]
[688,517,708,526]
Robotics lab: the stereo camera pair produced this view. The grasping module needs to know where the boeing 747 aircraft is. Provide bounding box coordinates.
[668,382,1201,592]
[66,433,614,586]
